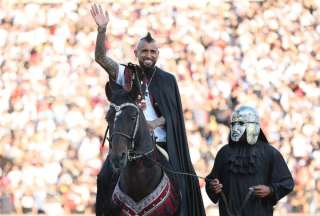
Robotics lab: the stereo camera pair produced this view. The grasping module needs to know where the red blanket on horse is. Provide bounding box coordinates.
[112,174,179,216]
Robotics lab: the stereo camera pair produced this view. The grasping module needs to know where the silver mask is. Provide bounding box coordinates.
[230,106,260,145]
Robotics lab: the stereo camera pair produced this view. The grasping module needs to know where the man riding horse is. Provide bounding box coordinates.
[104,86,181,215]
[90,3,205,216]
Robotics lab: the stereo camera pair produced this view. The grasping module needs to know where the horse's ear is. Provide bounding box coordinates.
[105,80,123,102]
[105,80,135,104]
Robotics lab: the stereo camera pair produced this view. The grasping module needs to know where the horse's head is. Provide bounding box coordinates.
[106,90,153,171]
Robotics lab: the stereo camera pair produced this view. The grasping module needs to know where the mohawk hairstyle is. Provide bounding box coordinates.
[140,32,155,43]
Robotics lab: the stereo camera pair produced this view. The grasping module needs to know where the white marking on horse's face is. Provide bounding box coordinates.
[114,110,122,124]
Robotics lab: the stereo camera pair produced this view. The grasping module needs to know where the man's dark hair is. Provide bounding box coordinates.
[140,32,155,43]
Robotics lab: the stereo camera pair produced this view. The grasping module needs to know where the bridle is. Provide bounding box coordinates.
[108,102,154,161]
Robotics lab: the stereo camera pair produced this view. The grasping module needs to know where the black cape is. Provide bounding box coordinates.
[148,67,206,216]
[205,131,294,216]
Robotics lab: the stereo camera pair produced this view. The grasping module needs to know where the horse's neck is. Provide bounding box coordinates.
[119,155,162,202]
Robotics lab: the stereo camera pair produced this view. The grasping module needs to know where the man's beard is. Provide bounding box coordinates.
[139,60,156,76]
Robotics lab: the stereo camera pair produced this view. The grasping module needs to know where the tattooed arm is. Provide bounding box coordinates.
[90,3,118,81]
[94,25,118,80]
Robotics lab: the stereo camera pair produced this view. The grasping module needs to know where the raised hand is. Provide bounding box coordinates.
[90,3,109,27]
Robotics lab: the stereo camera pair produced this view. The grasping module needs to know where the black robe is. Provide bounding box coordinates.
[148,67,206,216]
[205,132,294,216]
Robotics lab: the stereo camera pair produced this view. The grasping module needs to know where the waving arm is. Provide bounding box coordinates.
[90,3,119,80]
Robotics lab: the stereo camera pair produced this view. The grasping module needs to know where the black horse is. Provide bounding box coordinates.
[104,88,180,216]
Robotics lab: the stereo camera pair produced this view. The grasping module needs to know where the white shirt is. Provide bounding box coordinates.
[116,64,166,142]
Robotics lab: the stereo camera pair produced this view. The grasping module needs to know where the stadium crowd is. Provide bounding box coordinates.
[0,0,319,215]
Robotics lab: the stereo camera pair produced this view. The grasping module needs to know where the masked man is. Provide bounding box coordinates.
[206,106,294,216]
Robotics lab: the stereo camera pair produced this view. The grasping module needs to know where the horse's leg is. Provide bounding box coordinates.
[96,155,119,216]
